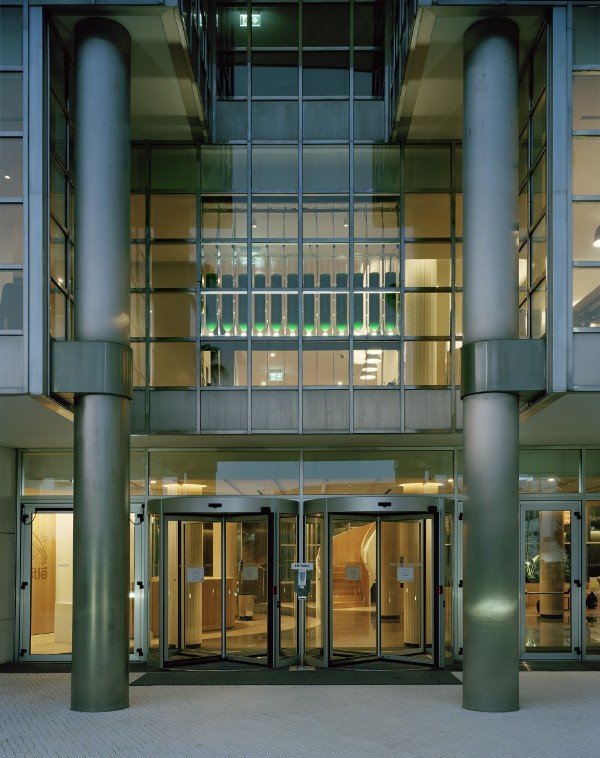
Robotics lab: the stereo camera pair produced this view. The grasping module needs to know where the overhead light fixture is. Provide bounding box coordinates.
[594,225,600,248]
[365,357,380,365]
[3,174,9,180]
[360,373,376,380]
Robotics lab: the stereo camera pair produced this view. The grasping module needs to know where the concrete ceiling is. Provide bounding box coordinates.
[397,8,545,141]
[54,8,205,141]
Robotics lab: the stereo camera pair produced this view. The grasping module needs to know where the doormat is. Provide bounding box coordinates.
[131,668,460,686]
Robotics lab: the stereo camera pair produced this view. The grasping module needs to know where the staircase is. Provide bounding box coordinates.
[332,565,367,608]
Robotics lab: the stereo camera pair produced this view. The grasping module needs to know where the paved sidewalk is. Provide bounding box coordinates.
[0,671,597,757]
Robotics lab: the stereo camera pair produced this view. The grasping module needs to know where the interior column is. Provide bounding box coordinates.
[71,18,131,712]
[462,19,520,712]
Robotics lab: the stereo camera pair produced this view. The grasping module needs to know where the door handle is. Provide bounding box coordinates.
[574,579,582,588]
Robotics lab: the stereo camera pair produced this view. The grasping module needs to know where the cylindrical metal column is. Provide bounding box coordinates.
[462,19,520,713]
[71,18,131,712]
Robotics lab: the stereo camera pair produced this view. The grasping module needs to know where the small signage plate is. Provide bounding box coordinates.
[346,565,361,581]
[241,564,259,581]
[397,566,414,582]
[186,566,205,583]
[291,562,314,571]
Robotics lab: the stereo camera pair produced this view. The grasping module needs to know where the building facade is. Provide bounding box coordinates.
[1,0,600,712]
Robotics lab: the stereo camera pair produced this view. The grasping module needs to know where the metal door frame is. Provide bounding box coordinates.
[18,501,147,662]
[303,496,445,668]
[148,496,298,668]
[520,501,582,660]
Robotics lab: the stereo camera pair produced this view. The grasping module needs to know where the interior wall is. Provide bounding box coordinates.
[0,447,17,662]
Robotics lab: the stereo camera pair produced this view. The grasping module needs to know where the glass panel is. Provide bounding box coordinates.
[444,511,454,660]
[132,342,146,387]
[217,51,248,98]
[252,100,298,140]
[252,4,299,47]
[404,341,451,386]
[302,348,349,386]
[585,450,600,493]
[524,509,572,654]
[302,290,348,336]
[531,157,546,225]
[252,196,298,238]
[0,7,22,66]
[303,146,349,193]
[202,291,249,336]
[531,218,547,284]
[130,194,145,239]
[303,51,349,97]
[149,342,196,387]
[519,449,580,493]
[149,451,300,496]
[331,517,376,660]
[226,517,269,661]
[151,147,196,192]
[380,519,428,658]
[531,282,547,338]
[252,51,298,96]
[303,195,349,238]
[253,243,298,282]
[252,146,298,192]
[353,50,384,98]
[50,159,66,227]
[573,268,600,328]
[0,73,23,131]
[30,512,73,655]
[532,32,546,105]
[573,202,600,261]
[149,514,160,657]
[404,194,451,238]
[352,243,399,286]
[303,99,349,140]
[0,203,22,264]
[531,93,546,164]
[405,244,451,287]
[150,293,196,338]
[129,521,135,652]
[573,6,600,66]
[0,270,23,330]
[572,73,600,131]
[573,137,600,196]
[303,450,453,495]
[131,146,146,192]
[203,243,248,286]
[130,293,145,338]
[354,2,384,47]
[354,146,401,193]
[354,195,399,239]
[150,244,196,288]
[49,287,67,340]
[352,347,399,386]
[404,293,451,337]
[279,515,297,658]
[217,5,248,48]
[252,347,298,385]
[201,196,247,239]
[22,452,74,496]
[201,343,248,386]
[130,243,145,289]
[585,502,600,654]
[0,138,22,198]
[200,146,247,192]
[303,3,349,47]
[150,195,196,239]
[404,146,451,191]
[305,514,324,658]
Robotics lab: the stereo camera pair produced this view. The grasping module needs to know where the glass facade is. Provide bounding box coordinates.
[0,6,23,333]
[572,6,600,329]
[518,25,547,339]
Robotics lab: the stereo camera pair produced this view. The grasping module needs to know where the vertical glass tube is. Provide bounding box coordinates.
[271,273,283,334]
[254,273,266,334]
[368,271,380,333]
[238,273,248,333]
[353,272,364,333]
[384,271,398,334]
[287,273,298,334]
[221,273,234,334]
[303,273,315,335]
[336,272,348,334]
[319,273,331,334]
[205,272,218,334]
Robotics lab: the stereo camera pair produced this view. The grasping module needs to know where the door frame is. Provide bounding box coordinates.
[18,501,147,662]
[520,501,582,660]
[304,496,445,668]
[148,496,298,669]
